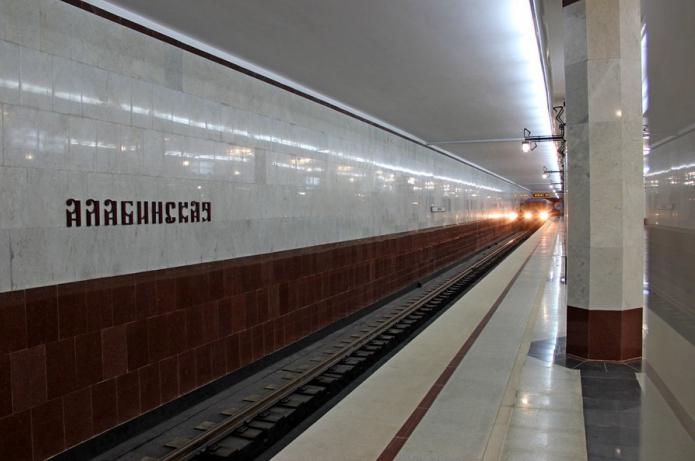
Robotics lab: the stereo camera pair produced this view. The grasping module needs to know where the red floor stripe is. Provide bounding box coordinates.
[376,238,540,461]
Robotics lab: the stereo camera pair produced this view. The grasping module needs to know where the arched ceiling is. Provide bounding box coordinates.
[96,0,564,192]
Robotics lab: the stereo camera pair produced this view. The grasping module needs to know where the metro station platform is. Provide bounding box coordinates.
[272,221,694,461]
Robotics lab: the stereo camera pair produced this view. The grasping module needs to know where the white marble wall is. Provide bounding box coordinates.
[0,0,525,292]
[564,0,644,310]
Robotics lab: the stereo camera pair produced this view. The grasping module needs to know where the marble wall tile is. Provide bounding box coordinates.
[618,0,642,62]
[587,59,622,123]
[586,0,620,60]
[0,166,27,229]
[563,0,587,67]
[567,241,590,308]
[81,65,108,122]
[564,61,588,125]
[38,0,83,60]
[0,40,20,104]
[104,72,132,126]
[588,246,625,309]
[51,55,82,116]
[0,0,40,49]
[130,78,153,130]
[36,109,68,169]
[3,104,39,167]
[0,229,10,291]
[0,0,525,291]
[19,46,52,111]
[22,167,68,229]
[66,115,96,172]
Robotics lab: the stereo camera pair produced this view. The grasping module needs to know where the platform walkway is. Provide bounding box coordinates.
[273,220,586,461]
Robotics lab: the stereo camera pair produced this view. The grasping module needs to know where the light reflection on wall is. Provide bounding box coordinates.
[3,76,508,195]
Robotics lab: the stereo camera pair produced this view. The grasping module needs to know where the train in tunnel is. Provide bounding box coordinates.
[518,197,558,221]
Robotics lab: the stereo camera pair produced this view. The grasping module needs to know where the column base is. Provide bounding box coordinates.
[566,306,643,361]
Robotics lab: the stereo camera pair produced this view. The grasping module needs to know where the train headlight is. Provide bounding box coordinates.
[523,212,533,220]
[539,211,549,220]
[507,212,518,221]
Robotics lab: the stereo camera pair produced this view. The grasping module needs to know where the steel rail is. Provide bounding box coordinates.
[157,229,531,461]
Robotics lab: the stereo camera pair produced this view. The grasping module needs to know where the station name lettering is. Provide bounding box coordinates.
[65,199,211,228]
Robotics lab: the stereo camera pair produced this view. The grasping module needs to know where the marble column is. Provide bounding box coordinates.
[563,0,644,360]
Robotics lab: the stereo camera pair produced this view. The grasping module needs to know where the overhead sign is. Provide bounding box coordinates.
[531,192,554,198]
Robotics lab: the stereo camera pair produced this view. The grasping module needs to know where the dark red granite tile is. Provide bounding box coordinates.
[245,291,259,327]
[229,294,247,333]
[377,437,407,461]
[240,262,263,292]
[217,298,233,337]
[147,315,168,362]
[75,332,102,389]
[10,345,46,412]
[238,330,252,366]
[268,285,280,319]
[58,284,88,338]
[63,387,93,448]
[0,410,32,461]
[91,378,117,434]
[178,350,196,394]
[101,325,127,379]
[208,269,224,302]
[0,290,27,353]
[0,354,10,417]
[31,398,64,460]
[191,273,210,306]
[257,289,269,324]
[210,339,226,379]
[116,371,140,423]
[223,265,243,297]
[85,284,113,331]
[46,338,76,399]
[166,309,187,356]
[226,334,240,372]
[159,356,179,403]
[201,302,219,343]
[126,320,149,370]
[186,306,204,349]
[395,407,428,438]
[112,284,136,325]
[175,275,195,309]
[25,286,58,348]
[195,344,212,387]
[278,283,289,315]
[139,363,160,412]
[135,280,157,320]
[155,277,176,314]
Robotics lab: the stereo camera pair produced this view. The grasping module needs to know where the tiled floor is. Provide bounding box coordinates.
[273,222,551,461]
[497,226,587,461]
[395,223,562,460]
[274,221,694,461]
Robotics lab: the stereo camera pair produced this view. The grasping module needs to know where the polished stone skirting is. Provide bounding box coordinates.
[0,219,517,460]
[566,306,642,361]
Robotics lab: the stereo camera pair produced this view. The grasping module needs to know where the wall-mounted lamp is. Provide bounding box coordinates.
[521,127,564,153]
[521,104,566,156]
[521,135,535,153]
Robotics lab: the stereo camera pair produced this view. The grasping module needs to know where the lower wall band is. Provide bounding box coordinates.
[566,305,643,360]
[0,219,516,460]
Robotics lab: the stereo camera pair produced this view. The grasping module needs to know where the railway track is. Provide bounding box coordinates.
[143,225,538,461]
